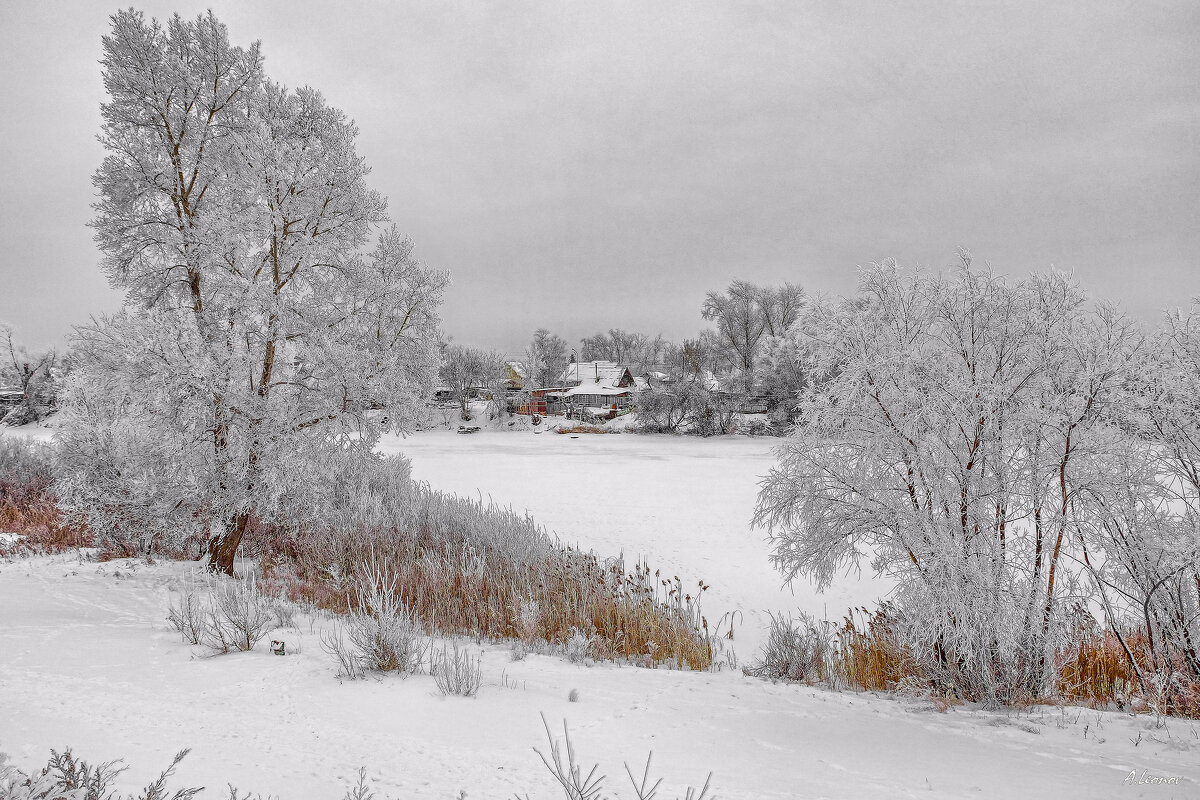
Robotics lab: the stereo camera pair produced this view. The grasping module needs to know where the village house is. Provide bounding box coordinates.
[556,360,638,416]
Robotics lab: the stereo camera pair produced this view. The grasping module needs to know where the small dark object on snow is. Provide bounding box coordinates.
[531,415,542,425]
[271,640,286,655]
[457,426,481,434]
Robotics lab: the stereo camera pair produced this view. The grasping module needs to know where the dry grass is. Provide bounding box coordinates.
[745,602,1199,719]
[554,424,617,434]
[253,484,712,670]
[835,605,911,692]
[0,438,90,554]
[746,605,913,693]
[1057,628,1200,718]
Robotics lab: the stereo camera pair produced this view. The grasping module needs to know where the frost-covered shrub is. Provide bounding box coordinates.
[636,381,740,436]
[0,747,199,800]
[203,576,274,653]
[565,628,592,664]
[54,363,207,560]
[344,563,427,674]
[167,583,206,645]
[320,623,366,681]
[268,595,298,630]
[516,597,541,642]
[432,642,483,697]
[747,612,831,683]
[0,404,40,428]
[754,262,1156,705]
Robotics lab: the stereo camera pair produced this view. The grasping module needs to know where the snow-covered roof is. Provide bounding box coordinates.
[505,361,528,378]
[561,361,634,389]
[563,384,631,397]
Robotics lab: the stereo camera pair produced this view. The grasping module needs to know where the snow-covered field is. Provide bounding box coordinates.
[2,425,1199,798]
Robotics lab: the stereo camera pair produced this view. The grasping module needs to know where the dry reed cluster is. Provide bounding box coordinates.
[253,482,712,669]
[554,425,617,435]
[0,438,88,553]
[748,604,1200,718]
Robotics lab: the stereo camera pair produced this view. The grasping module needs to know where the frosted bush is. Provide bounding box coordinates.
[345,562,427,674]
[433,642,483,697]
[0,747,199,800]
[321,624,367,681]
[167,582,206,645]
[747,612,829,683]
[565,628,592,664]
[202,576,274,653]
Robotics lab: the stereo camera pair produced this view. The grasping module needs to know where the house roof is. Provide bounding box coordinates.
[562,384,631,397]
[561,361,634,388]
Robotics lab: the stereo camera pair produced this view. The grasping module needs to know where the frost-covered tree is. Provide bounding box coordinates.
[440,344,505,418]
[0,325,58,425]
[754,259,1145,703]
[525,328,568,388]
[1094,300,1200,685]
[753,323,817,427]
[56,11,445,573]
[579,329,667,373]
[701,280,805,393]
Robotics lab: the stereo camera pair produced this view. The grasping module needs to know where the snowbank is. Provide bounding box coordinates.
[1,555,1195,799]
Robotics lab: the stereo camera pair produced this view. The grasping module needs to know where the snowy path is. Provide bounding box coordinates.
[2,556,1197,799]
[382,428,891,658]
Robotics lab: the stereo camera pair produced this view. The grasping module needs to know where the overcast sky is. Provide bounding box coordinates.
[1,1,1197,354]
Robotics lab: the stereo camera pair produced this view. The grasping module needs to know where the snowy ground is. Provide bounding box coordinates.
[3,556,1198,799]
[3,423,1199,798]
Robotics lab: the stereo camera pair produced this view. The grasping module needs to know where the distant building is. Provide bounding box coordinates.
[558,361,638,415]
[502,361,528,391]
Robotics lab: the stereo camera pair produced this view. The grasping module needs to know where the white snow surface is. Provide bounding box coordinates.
[2,426,1198,798]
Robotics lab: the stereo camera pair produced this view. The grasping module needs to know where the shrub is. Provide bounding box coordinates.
[167,582,206,645]
[522,715,715,800]
[0,747,199,800]
[746,612,831,684]
[636,382,739,437]
[1,405,43,428]
[198,576,274,654]
[320,624,367,681]
[432,642,483,697]
[565,628,592,665]
[344,562,427,674]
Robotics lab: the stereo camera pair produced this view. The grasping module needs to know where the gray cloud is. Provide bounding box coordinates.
[1,1,1196,353]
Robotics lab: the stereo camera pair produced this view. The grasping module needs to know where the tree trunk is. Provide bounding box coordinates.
[206,511,250,575]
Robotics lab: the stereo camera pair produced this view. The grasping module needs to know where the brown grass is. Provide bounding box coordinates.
[1057,628,1200,718]
[835,605,911,692]
[746,603,1198,718]
[0,439,91,554]
[554,425,616,434]
[251,492,712,670]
